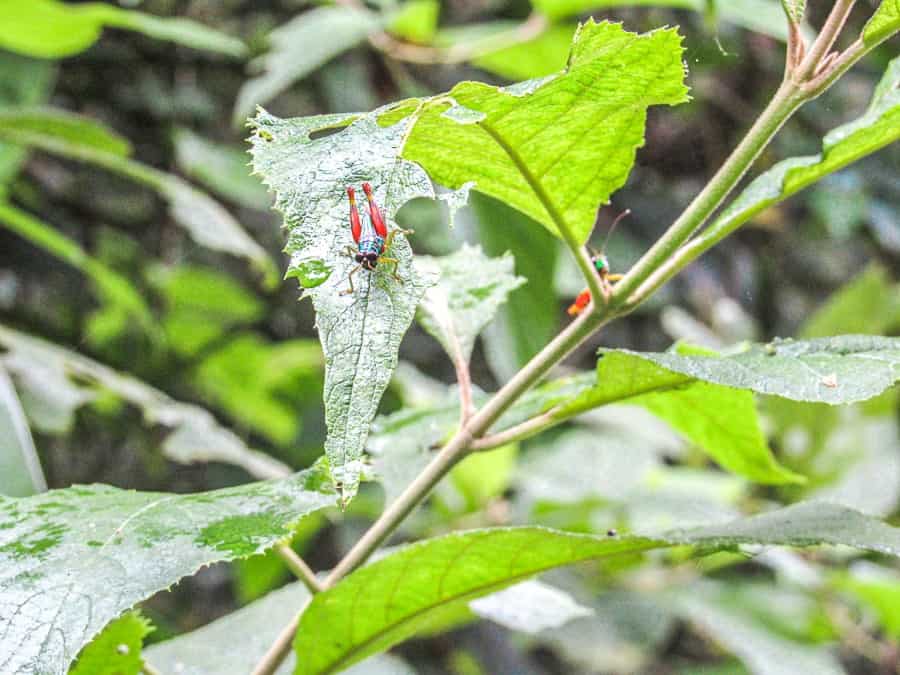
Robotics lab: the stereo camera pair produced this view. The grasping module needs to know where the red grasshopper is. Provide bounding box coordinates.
[567,209,630,316]
[340,183,412,296]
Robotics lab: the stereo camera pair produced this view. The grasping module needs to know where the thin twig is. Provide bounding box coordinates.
[141,661,163,675]
[250,598,312,675]
[454,351,476,425]
[274,543,324,593]
[368,13,548,65]
[469,408,559,452]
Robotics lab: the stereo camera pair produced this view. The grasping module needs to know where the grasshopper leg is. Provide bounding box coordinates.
[379,256,403,283]
[339,264,362,296]
[383,228,414,252]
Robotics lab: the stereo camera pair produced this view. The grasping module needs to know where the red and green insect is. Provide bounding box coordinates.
[340,182,412,296]
[567,209,629,317]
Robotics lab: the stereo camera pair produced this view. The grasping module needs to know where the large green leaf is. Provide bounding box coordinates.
[0,0,245,59]
[863,0,900,46]
[473,193,560,379]
[560,349,802,484]
[472,25,577,80]
[249,109,438,502]
[591,337,900,406]
[195,334,322,445]
[0,107,275,281]
[292,502,900,674]
[0,365,45,497]
[800,264,900,338]
[234,6,377,123]
[702,56,900,248]
[395,20,688,243]
[0,324,292,480]
[69,611,153,675]
[416,244,524,365]
[150,264,265,357]
[145,582,413,675]
[0,463,335,675]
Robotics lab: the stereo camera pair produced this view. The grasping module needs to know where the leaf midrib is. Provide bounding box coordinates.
[311,536,664,675]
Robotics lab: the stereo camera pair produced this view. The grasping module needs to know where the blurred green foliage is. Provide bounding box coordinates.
[0,1,898,674]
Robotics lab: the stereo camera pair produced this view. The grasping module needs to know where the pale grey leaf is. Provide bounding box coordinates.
[249,108,438,501]
[470,580,593,634]
[0,324,291,480]
[0,465,335,675]
[417,244,524,365]
[674,583,845,675]
[234,7,377,123]
[612,336,900,404]
[0,365,46,497]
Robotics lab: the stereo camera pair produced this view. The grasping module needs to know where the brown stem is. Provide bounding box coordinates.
[794,0,856,82]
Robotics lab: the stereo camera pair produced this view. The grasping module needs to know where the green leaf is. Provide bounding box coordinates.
[0,0,245,59]
[529,0,797,41]
[0,463,335,675]
[389,0,440,43]
[69,611,154,675]
[591,337,900,405]
[235,7,377,123]
[705,55,900,247]
[0,55,55,184]
[836,563,900,639]
[562,350,803,485]
[450,442,517,510]
[195,334,322,445]
[173,129,272,211]
[472,25,575,80]
[0,105,130,156]
[800,264,900,338]
[292,502,900,674]
[863,0,900,46]
[780,0,806,23]
[397,20,689,243]
[150,265,265,356]
[0,107,276,282]
[249,109,438,502]
[0,324,292,480]
[145,581,415,675]
[672,583,845,675]
[0,200,155,339]
[0,365,46,497]
[417,244,524,365]
[472,193,560,379]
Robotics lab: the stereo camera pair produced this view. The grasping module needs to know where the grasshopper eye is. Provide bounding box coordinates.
[355,253,364,263]
[367,252,377,261]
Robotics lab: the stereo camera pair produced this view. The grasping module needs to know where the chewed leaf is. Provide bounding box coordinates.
[249,108,438,501]
[393,20,689,243]
[417,244,525,365]
[0,463,335,674]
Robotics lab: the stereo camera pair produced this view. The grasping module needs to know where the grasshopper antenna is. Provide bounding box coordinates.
[600,208,631,252]
[588,208,631,258]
